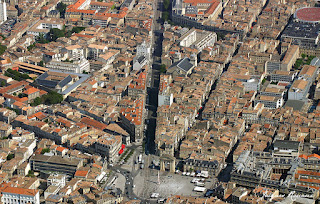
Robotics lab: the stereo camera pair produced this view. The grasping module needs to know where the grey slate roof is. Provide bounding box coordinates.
[274,140,300,150]
[177,57,193,72]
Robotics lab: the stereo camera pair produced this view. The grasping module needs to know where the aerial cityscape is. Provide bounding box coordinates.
[0,0,318,203]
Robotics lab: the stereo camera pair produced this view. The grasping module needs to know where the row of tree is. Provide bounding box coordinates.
[31,91,63,106]
[4,68,31,81]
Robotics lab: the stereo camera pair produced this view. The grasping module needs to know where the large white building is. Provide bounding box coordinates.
[1,186,40,204]
[158,93,174,106]
[136,41,151,59]
[0,0,7,24]
[46,58,90,74]
[27,18,64,37]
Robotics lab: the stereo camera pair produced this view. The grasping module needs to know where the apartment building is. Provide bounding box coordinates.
[177,28,217,52]
[136,41,152,59]
[172,0,222,25]
[280,45,299,71]
[260,84,287,98]
[178,28,197,47]
[0,187,40,204]
[158,74,173,106]
[266,61,281,74]
[120,98,144,143]
[94,134,122,163]
[234,75,261,92]
[0,0,7,24]
[254,95,284,109]
[183,159,221,177]
[0,121,12,138]
[288,79,310,100]
[27,18,64,37]
[87,44,108,60]
[192,30,217,52]
[288,65,318,100]
[46,58,90,74]
[47,174,66,187]
[63,45,86,60]
[271,70,296,82]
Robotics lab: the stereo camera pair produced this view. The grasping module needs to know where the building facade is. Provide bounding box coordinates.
[0,0,7,24]
[1,187,40,204]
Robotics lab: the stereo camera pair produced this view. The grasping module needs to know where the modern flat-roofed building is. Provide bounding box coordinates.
[288,65,318,100]
[46,58,90,74]
[30,155,83,176]
[272,140,300,158]
[27,18,64,37]
[281,16,320,56]
[288,79,310,100]
[281,21,320,48]
[254,95,284,109]
[271,70,297,82]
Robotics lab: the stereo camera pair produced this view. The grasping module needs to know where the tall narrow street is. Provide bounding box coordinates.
[145,0,163,155]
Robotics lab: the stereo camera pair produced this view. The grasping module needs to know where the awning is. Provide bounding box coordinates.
[121,144,125,149]
[119,149,124,154]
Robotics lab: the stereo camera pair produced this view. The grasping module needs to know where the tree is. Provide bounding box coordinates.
[0,44,7,55]
[0,34,6,40]
[41,148,50,154]
[27,43,36,51]
[162,11,169,21]
[301,53,306,59]
[163,0,170,11]
[43,91,63,105]
[36,33,49,44]
[39,60,44,67]
[27,170,35,177]
[7,154,14,160]
[0,81,5,87]
[217,32,225,40]
[57,2,67,18]
[18,93,28,98]
[71,26,85,34]
[31,97,41,106]
[160,64,167,73]
[48,28,65,42]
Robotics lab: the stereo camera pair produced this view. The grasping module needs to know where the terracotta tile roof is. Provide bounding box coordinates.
[56,146,68,152]
[0,81,28,95]
[28,112,46,120]
[297,170,320,177]
[23,87,40,95]
[80,117,107,130]
[75,170,89,177]
[0,186,38,196]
